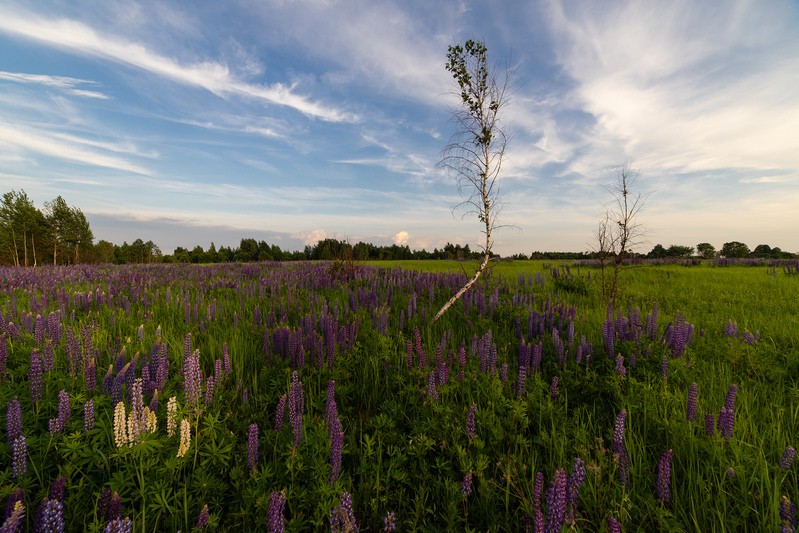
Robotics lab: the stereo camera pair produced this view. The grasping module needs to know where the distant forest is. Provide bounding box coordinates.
[1,189,795,266]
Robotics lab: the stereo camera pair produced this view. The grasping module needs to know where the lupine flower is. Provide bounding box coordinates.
[725,467,736,479]
[5,487,24,520]
[85,359,96,392]
[705,413,715,436]
[330,492,358,533]
[724,384,738,411]
[49,476,66,501]
[104,518,132,533]
[780,496,795,533]
[612,409,627,452]
[607,516,622,533]
[84,400,95,434]
[545,468,567,533]
[35,498,64,533]
[719,407,735,441]
[274,395,287,431]
[686,383,698,422]
[326,381,337,428]
[177,419,191,457]
[533,471,545,533]
[288,371,304,448]
[660,354,669,380]
[196,504,209,529]
[466,403,477,441]
[29,350,43,403]
[49,390,72,436]
[247,423,259,472]
[204,376,215,407]
[143,407,157,433]
[7,397,22,443]
[567,457,586,524]
[723,320,738,338]
[382,511,397,532]
[656,449,673,503]
[1,500,25,533]
[0,332,8,381]
[329,417,343,483]
[106,492,122,522]
[11,435,27,478]
[166,396,178,437]
[615,354,626,376]
[741,329,758,346]
[426,372,438,400]
[183,349,203,409]
[550,376,559,402]
[113,402,128,447]
[267,491,286,533]
[779,446,796,471]
[461,471,473,496]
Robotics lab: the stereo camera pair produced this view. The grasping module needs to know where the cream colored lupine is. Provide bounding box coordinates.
[167,396,178,437]
[177,419,191,458]
[113,402,128,447]
[144,407,157,433]
[127,410,139,446]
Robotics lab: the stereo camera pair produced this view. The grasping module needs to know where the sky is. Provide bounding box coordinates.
[1,0,798,257]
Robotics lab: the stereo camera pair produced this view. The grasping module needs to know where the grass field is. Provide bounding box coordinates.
[0,259,797,531]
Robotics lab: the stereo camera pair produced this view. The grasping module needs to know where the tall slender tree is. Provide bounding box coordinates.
[433,40,510,323]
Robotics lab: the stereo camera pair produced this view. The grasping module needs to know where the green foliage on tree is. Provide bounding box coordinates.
[720,241,751,258]
[696,242,716,259]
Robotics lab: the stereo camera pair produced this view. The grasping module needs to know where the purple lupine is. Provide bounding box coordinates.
[85,358,96,392]
[608,516,622,533]
[11,436,27,478]
[383,511,397,532]
[533,471,545,533]
[326,381,337,428]
[615,354,626,376]
[183,349,203,408]
[222,343,231,375]
[204,376,215,406]
[457,345,466,381]
[705,413,715,436]
[724,384,738,411]
[7,397,22,443]
[196,504,209,529]
[461,471,473,496]
[602,312,615,356]
[247,423,259,472]
[107,491,122,522]
[274,395,286,431]
[330,492,358,533]
[466,403,477,441]
[719,407,735,441]
[723,320,738,338]
[531,341,542,373]
[29,350,43,403]
[656,449,673,502]
[725,467,736,479]
[5,487,24,518]
[566,457,586,524]
[104,518,132,533]
[550,376,559,402]
[686,383,698,422]
[267,491,286,533]
[288,371,304,448]
[779,446,796,471]
[84,399,95,434]
[544,468,567,533]
[426,372,438,400]
[741,329,758,346]
[49,477,66,502]
[49,390,71,435]
[660,354,669,380]
[0,332,8,380]
[612,409,627,453]
[35,498,64,533]
[780,496,795,533]
[329,417,343,483]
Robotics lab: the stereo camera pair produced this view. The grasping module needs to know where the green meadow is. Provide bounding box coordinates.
[0,260,797,531]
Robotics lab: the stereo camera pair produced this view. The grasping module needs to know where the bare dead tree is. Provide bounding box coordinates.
[593,164,647,302]
[432,40,511,323]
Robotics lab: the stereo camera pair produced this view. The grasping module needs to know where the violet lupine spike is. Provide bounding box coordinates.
[608,516,622,533]
[0,332,8,380]
[466,403,477,441]
[461,471,473,496]
[615,354,627,376]
[383,511,397,532]
[779,446,796,471]
[612,409,627,453]
[719,407,735,441]
[288,371,304,448]
[84,399,95,434]
[550,376,559,402]
[724,384,738,411]
[196,504,209,529]
[326,380,337,429]
[7,397,22,444]
[566,457,586,524]
[330,492,358,533]
[531,341,542,373]
[267,491,287,533]
[105,518,132,533]
[247,423,259,472]
[686,383,698,422]
[11,435,27,478]
[544,468,567,533]
[329,417,343,484]
[780,496,795,533]
[426,372,439,400]
[656,449,673,503]
[29,349,43,403]
[660,354,669,380]
[49,476,66,502]
[704,413,715,436]
[35,498,65,533]
[274,395,286,431]
[724,320,738,338]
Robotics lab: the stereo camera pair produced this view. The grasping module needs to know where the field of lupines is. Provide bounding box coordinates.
[0,260,797,532]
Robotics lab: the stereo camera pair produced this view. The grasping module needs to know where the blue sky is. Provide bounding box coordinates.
[1,0,797,256]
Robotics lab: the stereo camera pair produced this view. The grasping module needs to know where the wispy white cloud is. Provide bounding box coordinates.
[0,70,110,99]
[0,9,356,122]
